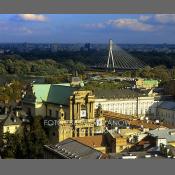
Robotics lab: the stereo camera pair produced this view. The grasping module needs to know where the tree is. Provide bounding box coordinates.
[122,71,131,77]
[64,59,75,72]
[1,132,17,158]
[164,80,175,96]
[26,116,48,158]
[1,116,48,159]
[0,63,7,74]
[75,62,86,74]
[0,80,23,104]
[140,66,152,78]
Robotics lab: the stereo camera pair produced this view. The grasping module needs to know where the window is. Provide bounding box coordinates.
[80,109,87,119]
[55,110,58,118]
[49,109,52,117]
[77,128,80,137]
[90,128,93,136]
[120,146,123,150]
[85,128,88,136]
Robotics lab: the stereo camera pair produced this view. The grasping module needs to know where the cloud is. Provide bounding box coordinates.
[106,18,155,32]
[83,16,156,32]
[0,21,32,35]
[18,14,47,22]
[82,23,105,29]
[19,27,32,34]
[155,14,175,24]
[139,15,151,21]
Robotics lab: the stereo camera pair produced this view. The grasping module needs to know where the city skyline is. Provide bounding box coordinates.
[0,14,175,44]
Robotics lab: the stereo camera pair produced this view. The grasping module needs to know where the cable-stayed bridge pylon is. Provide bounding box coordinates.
[92,39,146,71]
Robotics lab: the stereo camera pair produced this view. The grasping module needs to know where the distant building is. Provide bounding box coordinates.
[94,89,159,117]
[50,44,59,53]
[0,107,28,146]
[157,101,175,127]
[148,128,175,148]
[135,79,159,90]
[70,76,84,87]
[2,115,22,134]
[105,128,142,153]
[0,49,4,54]
[106,132,129,153]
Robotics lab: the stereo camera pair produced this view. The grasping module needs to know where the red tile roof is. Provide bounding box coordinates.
[72,135,105,148]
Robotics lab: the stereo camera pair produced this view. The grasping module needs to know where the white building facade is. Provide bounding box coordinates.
[94,97,161,118]
[95,96,175,127]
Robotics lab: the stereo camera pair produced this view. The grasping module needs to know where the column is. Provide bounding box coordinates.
[86,102,90,119]
[70,101,72,120]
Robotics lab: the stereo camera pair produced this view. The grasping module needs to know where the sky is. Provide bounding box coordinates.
[1,14,175,44]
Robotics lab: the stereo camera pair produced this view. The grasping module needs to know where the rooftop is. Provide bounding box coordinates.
[157,101,175,111]
[109,128,141,138]
[148,128,175,142]
[94,89,143,99]
[103,110,168,129]
[44,138,105,159]
[72,135,105,148]
[25,83,78,105]
[3,115,22,126]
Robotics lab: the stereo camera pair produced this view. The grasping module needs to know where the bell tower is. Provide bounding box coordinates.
[59,105,65,120]
[58,105,72,142]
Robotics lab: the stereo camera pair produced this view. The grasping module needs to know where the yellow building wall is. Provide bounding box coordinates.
[58,126,73,142]
[46,104,70,119]
[112,137,130,153]
[169,142,175,147]
[95,146,106,154]
[3,125,20,134]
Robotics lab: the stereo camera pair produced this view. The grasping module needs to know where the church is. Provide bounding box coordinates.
[22,83,105,143]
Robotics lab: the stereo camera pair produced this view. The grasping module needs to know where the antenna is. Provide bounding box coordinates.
[107,39,115,72]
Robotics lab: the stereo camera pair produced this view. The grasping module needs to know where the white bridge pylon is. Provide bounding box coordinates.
[105,39,146,71]
[107,39,115,72]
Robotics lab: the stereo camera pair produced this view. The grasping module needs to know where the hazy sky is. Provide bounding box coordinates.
[0,14,175,44]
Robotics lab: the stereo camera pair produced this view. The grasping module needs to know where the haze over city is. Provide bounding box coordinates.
[1,14,175,44]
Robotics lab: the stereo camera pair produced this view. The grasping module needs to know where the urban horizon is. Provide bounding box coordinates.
[1,14,175,44]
